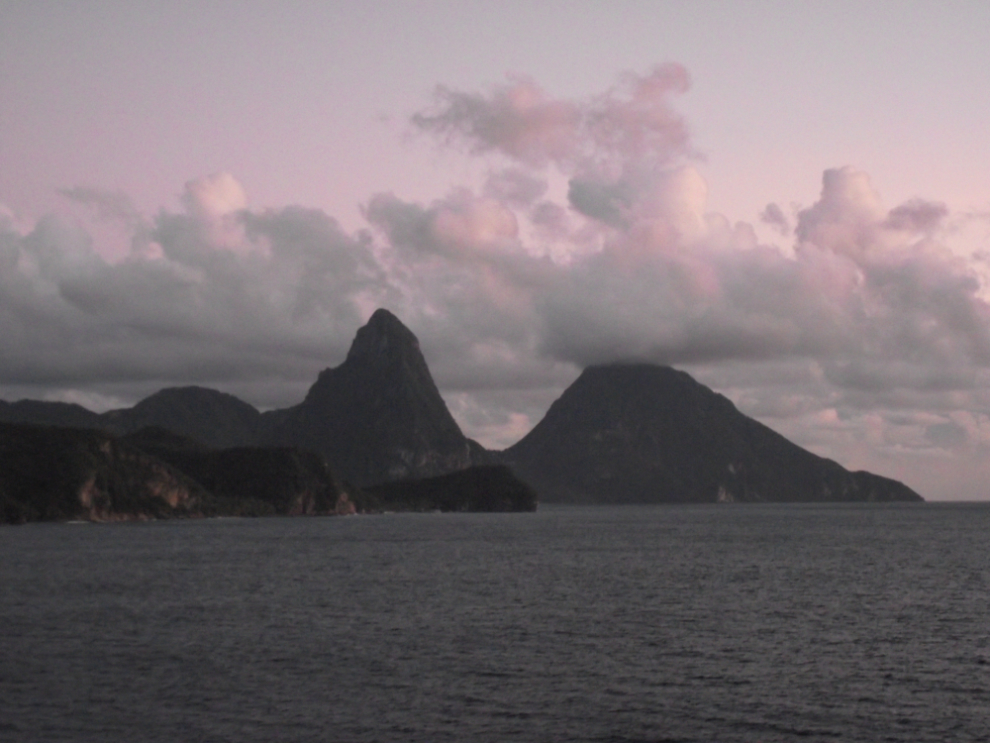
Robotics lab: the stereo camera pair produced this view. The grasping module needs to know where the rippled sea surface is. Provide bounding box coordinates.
[2,503,990,742]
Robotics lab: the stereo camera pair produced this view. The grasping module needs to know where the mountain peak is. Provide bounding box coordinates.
[346,308,420,364]
[270,308,475,485]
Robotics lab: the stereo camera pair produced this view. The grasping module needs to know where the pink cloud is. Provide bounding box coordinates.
[411,74,580,168]
[7,63,990,498]
[884,198,949,233]
[760,202,790,235]
[411,64,693,179]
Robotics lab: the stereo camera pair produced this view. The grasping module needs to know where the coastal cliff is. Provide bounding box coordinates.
[0,422,206,523]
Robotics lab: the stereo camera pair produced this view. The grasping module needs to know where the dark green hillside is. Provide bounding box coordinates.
[365,465,538,512]
[0,399,103,429]
[102,386,263,448]
[505,364,922,504]
[0,423,206,524]
[125,429,358,516]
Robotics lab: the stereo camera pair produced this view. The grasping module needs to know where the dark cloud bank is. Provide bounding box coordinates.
[3,66,990,499]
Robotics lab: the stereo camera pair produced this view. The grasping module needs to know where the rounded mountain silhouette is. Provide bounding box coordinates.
[505,364,921,503]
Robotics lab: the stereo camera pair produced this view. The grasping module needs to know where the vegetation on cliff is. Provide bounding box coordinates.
[105,388,264,448]
[0,423,206,524]
[120,427,354,517]
[0,424,526,524]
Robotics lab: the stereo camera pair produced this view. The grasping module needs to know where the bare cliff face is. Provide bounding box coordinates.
[504,364,923,504]
[125,427,350,517]
[0,423,364,523]
[0,423,206,523]
[262,309,476,486]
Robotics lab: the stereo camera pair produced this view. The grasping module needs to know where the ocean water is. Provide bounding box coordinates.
[2,503,989,743]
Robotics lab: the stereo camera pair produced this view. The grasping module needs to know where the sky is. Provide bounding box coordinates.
[3,1,990,500]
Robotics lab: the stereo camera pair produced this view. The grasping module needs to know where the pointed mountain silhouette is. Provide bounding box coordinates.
[504,363,922,503]
[262,308,476,485]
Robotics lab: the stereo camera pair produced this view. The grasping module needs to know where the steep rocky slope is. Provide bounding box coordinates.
[262,308,478,485]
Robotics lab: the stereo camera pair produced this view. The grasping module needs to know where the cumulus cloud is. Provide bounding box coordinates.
[5,66,990,499]
[760,202,790,235]
[884,198,948,233]
[0,174,387,407]
[412,64,693,179]
[411,74,580,168]
[181,172,247,218]
[59,186,144,227]
[402,72,990,497]
[482,168,548,208]
[391,119,990,394]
